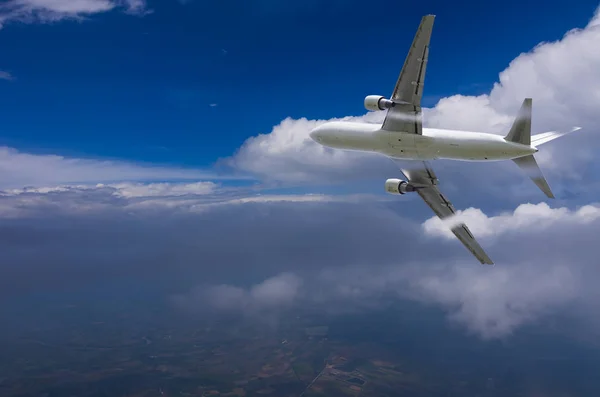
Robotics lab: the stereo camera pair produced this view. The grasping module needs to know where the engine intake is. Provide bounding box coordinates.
[385,178,418,195]
[364,95,395,112]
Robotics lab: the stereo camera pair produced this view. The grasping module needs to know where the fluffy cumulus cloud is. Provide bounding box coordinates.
[228,8,600,188]
[228,112,388,184]
[409,202,600,338]
[422,202,600,240]
[0,0,149,27]
[408,263,578,339]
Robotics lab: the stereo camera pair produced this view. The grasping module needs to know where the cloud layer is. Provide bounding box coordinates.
[0,0,149,27]
[167,197,598,339]
[2,181,598,340]
[0,145,246,190]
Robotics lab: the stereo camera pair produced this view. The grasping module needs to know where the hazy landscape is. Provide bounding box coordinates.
[2,285,599,397]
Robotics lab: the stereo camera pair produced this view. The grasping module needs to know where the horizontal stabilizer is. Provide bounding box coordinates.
[512,155,554,199]
[531,126,581,146]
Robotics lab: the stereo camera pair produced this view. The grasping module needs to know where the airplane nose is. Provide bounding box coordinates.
[309,126,322,142]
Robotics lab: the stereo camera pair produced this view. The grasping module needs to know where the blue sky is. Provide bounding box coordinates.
[0,0,598,166]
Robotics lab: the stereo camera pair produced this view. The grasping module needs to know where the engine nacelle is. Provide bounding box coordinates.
[385,178,418,195]
[364,95,395,112]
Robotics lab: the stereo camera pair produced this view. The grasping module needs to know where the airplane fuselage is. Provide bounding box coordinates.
[309,121,538,161]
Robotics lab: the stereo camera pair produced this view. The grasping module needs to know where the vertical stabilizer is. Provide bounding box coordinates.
[512,155,555,199]
[507,98,555,198]
[505,98,532,145]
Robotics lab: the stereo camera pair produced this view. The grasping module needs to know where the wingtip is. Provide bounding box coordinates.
[479,257,494,265]
[543,188,555,199]
[544,186,556,199]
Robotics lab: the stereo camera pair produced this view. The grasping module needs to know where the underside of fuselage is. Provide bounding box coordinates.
[309,121,537,162]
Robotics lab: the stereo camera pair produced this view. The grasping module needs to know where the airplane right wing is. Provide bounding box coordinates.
[382,15,435,134]
[392,159,494,265]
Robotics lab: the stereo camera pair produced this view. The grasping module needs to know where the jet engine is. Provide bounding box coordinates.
[364,95,395,111]
[385,178,418,195]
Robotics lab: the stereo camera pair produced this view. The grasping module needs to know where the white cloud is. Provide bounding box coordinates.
[207,194,343,205]
[120,192,381,215]
[249,273,303,308]
[173,252,582,340]
[108,181,217,198]
[0,70,14,81]
[0,146,237,190]
[229,7,600,184]
[0,0,149,27]
[172,273,303,314]
[0,179,381,218]
[404,263,578,339]
[408,201,600,338]
[422,202,600,240]
[229,112,386,183]
[121,0,148,15]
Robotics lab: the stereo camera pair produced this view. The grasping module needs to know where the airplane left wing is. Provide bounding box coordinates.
[382,15,435,134]
[392,159,494,265]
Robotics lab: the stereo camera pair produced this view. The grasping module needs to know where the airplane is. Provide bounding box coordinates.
[308,14,580,265]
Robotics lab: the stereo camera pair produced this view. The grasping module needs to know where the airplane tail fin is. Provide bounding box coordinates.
[504,98,532,146]
[505,97,582,147]
[505,98,555,198]
[512,155,554,199]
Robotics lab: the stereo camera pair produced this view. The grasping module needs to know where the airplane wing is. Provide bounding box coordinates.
[392,159,494,265]
[382,15,435,134]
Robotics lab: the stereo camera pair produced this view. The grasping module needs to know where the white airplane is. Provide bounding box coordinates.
[309,14,580,265]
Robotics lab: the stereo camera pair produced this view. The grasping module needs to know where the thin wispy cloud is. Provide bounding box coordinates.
[0,0,149,27]
[0,70,14,81]
[0,146,250,190]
